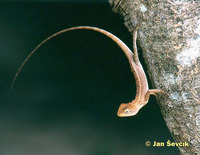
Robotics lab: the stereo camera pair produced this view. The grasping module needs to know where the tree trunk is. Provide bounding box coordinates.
[109,0,200,154]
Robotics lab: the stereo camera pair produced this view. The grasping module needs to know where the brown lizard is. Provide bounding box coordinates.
[11,26,167,117]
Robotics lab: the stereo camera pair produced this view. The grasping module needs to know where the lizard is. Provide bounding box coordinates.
[11,26,167,117]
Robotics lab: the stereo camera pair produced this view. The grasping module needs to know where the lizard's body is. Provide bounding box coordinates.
[11,26,167,117]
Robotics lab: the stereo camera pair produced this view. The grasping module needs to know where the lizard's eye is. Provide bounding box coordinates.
[124,108,130,113]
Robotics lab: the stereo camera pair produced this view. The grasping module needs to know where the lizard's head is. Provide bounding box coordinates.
[117,101,143,117]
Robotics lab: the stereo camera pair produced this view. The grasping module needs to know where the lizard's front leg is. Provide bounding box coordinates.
[144,89,168,103]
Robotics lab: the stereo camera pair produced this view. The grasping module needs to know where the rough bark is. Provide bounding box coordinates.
[109,0,200,154]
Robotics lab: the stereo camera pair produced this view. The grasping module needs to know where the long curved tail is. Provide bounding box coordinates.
[11,26,134,88]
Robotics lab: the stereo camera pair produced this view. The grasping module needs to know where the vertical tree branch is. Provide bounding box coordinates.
[109,0,200,154]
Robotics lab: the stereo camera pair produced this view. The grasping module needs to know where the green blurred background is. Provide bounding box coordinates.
[0,1,179,155]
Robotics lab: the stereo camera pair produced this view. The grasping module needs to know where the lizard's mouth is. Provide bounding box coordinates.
[117,111,139,117]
